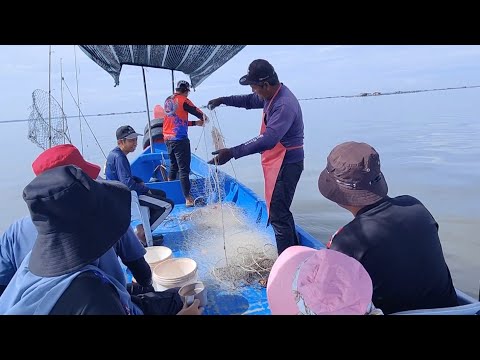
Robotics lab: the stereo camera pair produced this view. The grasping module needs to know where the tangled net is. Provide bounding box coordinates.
[179,203,278,292]
[212,243,277,289]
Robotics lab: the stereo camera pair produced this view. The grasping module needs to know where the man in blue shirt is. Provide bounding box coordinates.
[105,125,175,246]
[207,59,304,255]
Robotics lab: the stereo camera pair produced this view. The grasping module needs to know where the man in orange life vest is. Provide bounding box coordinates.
[163,80,207,207]
[207,59,304,255]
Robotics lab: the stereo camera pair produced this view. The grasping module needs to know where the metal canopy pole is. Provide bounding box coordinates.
[171,70,175,94]
[60,58,66,144]
[142,67,154,154]
[48,45,52,148]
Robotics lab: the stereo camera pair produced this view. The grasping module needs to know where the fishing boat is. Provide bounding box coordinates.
[79,45,479,315]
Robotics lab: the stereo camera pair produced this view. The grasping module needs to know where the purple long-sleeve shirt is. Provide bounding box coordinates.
[223,84,304,164]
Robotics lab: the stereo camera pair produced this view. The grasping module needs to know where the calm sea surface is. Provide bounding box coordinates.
[1,90,479,298]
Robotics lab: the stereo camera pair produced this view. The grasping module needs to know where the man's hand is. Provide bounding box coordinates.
[176,298,204,315]
[202,114,209,123]
[207,97,224,110]
[196,120,205,127]
[135,224,146,245]
[207,148,233,166]
[127,282,155,295]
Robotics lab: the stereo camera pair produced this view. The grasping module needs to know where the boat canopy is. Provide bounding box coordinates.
[78,45,246,89]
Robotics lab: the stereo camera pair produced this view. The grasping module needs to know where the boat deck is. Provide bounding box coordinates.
[128,203,271,315]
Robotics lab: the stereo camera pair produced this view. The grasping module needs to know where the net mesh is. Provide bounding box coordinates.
[27,89,70,150]
[177,203,277,292]
[211,126,226,151]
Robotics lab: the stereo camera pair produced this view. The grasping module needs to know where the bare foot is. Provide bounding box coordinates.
[186,195,195,207]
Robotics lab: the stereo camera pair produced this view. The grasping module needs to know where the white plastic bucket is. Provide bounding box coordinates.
[152,258,198,291]
[144,246,172,271]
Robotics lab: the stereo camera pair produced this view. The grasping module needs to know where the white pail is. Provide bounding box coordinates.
[152,258,198,291]
[144,246,172,271]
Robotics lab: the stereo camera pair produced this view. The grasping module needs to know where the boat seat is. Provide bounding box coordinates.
[392,302,480,315]
[138,194,173,247]
[138,205,154,246]
[130,191,152,244]
[131,190,172,247]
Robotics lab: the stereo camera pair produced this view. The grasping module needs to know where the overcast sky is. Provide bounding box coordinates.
[2,45,480,122]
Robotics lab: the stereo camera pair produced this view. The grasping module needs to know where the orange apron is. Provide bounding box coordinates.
[261,85,302,216]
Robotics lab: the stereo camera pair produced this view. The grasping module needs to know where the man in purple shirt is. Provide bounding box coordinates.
[207,59,304,255]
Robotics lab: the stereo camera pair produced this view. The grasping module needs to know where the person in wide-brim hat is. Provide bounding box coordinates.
[31,144,153,291]
[318,141,388,207]
[316,141,458,314]
[0,144,155,300]
[0,165,200,315]
[267,246,380,315]
[25,164,132,276]
[0,165,143,315]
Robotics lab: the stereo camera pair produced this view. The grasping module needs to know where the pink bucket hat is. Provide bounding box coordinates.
[267,246,373,315]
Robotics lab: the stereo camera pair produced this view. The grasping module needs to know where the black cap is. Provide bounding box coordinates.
[116,125,142,140]
[239,59,277,86]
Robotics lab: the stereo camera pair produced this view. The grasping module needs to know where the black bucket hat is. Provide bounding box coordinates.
[318,141,388,207]
[23,165,131,277]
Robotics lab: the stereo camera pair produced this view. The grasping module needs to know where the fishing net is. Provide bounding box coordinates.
[211,126,226,151]
[179,110,277,292]
[179,203,277,291]
[27,89,71,150]
[190,111,229,206]
[190,171,227,207]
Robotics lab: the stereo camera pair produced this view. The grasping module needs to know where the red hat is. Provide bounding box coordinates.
[32,144,101,180]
